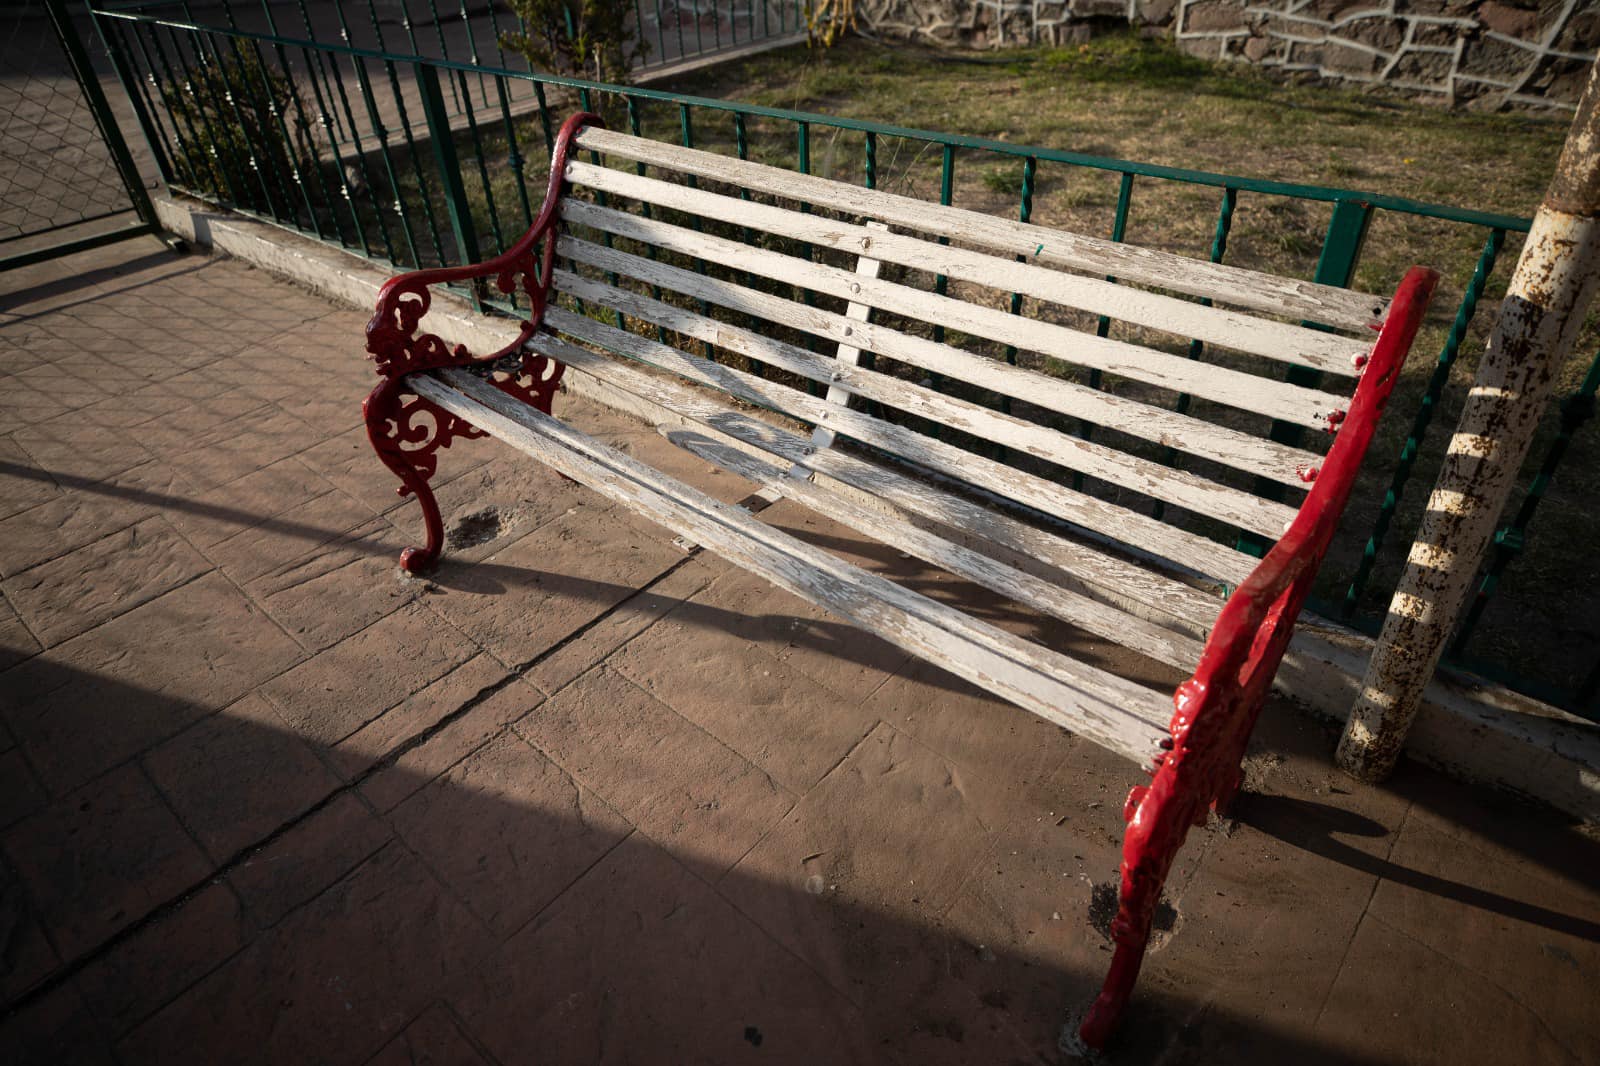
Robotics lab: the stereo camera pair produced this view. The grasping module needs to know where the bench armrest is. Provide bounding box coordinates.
[364,111,604,380]
[1079,264,1438,1050]
[360,112,603,573]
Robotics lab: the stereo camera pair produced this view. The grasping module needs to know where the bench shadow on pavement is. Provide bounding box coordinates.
[1241,791,1600,943]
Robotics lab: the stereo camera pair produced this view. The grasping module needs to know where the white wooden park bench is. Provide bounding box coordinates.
[362,112,1437,1047]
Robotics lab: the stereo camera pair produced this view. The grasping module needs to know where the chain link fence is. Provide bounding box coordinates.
[1,0,156,270]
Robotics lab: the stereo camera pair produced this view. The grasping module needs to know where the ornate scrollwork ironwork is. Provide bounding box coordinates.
[361,111,603,572]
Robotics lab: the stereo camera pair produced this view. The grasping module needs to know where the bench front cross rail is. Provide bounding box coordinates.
[363,112,1437,1048]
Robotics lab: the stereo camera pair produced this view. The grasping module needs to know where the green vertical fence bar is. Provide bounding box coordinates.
[1150,185,1237,518]
[485,0,513,69]
[630,0,649,58]
[458,0,490,107]
[294,0,349,141]
[1342,228,1505,617]
[224,4,318,233]
[1095,172,1135,342]
[141,22,207,189]
[532,80,555,153]
[162,23,254,210]
[931,143,954,345]
[857,129,878,383]
[1236,196,1372,555]
[1070,172,1136,490]
[295,0,393,259]
[178,0,256,200]
[652,0,668,65]
[217,0,309,230]
[254,0,345,243]
[796,119,827,393]
[453,68,508,257]
[416,63,483,303]
[182,6,286,217]
[127,20,196,185]
[290,37,370,254]
[364,0,448,265]
[626,96,665,338]
[348,52,419,265]
[484,3,530,174]
[576,87,622,327]
[96,13,175,189]
[730,112,766,370]
[999,155,1036,418]
[690,0,706,56]
[35,0,158,257]
[417,0,463,109]
[796,120,810,192]
[498,81,535,234]
[399,0,427,56]
[1449,347,1600,660]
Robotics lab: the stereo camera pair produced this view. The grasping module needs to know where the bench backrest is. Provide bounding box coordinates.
[536,125,1397,588]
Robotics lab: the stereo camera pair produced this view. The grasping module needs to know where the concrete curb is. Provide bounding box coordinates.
[152,193,1600,823]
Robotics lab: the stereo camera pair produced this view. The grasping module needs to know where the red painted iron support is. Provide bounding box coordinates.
[363,112,604,572]
[1078,265,1439,1049]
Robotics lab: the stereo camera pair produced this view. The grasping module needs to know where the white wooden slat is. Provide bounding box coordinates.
[513,331,1237,623]
[553,236,1324,488]
[572,126,1390,332]
[670,426,1207,670]
[547,276,1300,540]
[533,313,1264,583]
[417,369,1172,765]
[567,160,1368,378]
[806,219,886,461]
[708,414,1232,629]
[558,207,1345,431]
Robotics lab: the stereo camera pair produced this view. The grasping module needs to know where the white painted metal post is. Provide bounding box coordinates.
[1337,56,1600,782]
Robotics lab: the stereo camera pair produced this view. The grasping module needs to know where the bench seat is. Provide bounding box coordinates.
[362,112,1438,1048]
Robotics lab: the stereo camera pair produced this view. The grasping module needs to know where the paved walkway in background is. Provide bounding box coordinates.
[1,240,1596,1066]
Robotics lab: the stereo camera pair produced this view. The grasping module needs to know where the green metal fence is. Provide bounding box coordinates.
[89,0,1600,720]
[0,0,157,271]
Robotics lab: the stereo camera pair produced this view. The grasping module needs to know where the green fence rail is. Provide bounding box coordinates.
[89,1,1600,720]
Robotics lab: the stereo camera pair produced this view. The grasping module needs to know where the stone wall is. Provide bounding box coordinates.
[851,0,1599,112]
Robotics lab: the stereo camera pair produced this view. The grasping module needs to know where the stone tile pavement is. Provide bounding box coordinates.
[1,240,1597,1065]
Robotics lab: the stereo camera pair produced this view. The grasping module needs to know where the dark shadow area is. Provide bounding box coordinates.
[0,460,396,556]
[0,453,983,699]
[0,660,1410,1066]
[0,248,201,318]
[1241,793,1600,943]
